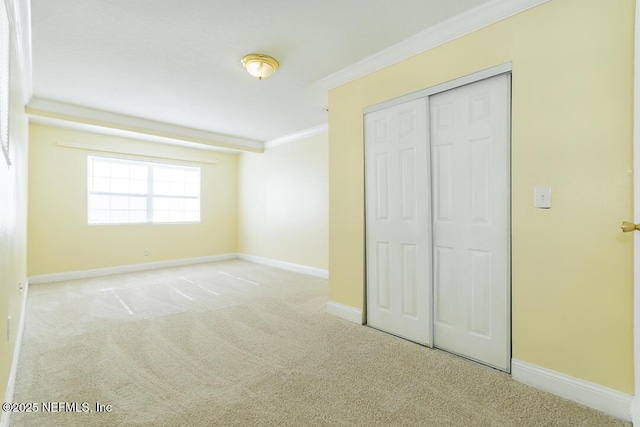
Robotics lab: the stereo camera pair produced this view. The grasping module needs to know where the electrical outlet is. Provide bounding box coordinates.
[18,281,23,295]
[144,248,150,256]
[7,316,10,342]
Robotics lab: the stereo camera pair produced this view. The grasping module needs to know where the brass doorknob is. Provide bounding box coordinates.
[621,221,640,232]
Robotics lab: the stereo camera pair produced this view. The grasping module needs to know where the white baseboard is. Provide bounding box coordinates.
[1,281,30,427]
[28,254,238,284]
[326,301,363,324]
[236,253,329,279]
[511,359,632,421]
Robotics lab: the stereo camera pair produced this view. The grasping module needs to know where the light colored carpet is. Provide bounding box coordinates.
[10,259,629,426]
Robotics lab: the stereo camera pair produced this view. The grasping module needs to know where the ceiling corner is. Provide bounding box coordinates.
[315,0,550,91]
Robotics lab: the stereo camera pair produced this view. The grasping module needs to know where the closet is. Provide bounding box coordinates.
[364,69,511,371]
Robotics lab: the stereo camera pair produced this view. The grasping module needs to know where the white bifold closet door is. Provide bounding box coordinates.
[364,98,431,345]
[430,74,510,371]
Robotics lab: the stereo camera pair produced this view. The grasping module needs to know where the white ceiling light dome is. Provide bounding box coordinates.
[241,53,279,80]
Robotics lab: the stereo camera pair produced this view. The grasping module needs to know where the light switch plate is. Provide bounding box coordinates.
[534,187,552,209]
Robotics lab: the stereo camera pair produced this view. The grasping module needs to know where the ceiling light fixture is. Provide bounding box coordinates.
[241,53,279,80]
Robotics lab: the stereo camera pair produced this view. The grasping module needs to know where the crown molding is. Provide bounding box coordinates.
[57,139,220,164]
[264,123,328,149]
[316,0,549,91]
[29,115,247,154]
[26,98,264,153]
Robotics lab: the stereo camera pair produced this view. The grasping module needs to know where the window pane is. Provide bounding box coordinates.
[154,167,171,181]
[185,183,199,197]
[154,181,170,196]
[93,161,111,177]
[185,170,199,183]
[170,169,184,182]
[153,210,170,223]
[170,198,184,211]
[111,196,130,210]
[130,179,147,194]
[130,210,147,223]
[89,194,110,210]
[184,199,199,211]
[184,211,200,222]
[130,165,147,180]
[169,182,184,196]
[130,196,146,210]
[89,209,110,224]
[88,156,200,225]
[111,164,129,179]
[170,211,185,222]
[111,210,129,223]
[154,197,170,210]
[91,177,110,192]
[111,178,130,194]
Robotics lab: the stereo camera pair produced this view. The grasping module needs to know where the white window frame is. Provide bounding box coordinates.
[87,155,201,225]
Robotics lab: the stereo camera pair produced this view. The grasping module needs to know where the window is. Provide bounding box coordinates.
[88,156,200,224]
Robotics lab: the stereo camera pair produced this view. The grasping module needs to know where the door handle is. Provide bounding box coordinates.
[621,221,640,232]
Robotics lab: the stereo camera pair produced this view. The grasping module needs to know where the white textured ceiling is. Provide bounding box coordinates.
[30,0,490,143]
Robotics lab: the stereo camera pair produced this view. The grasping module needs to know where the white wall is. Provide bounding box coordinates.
[238,133,328,270]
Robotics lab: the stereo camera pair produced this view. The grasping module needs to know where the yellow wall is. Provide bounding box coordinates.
[28,124,238,276]
[328,0,634,393]
[238,133,328,270]
[0,10,30,405]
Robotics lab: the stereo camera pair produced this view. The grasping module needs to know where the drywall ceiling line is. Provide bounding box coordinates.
[57,140,219,165]
[316,0,550,91]
[26,98,265,153]
[264,123,328,149]
[27,106,262,153]
[26,98,262,148]
[30,116,246,154]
